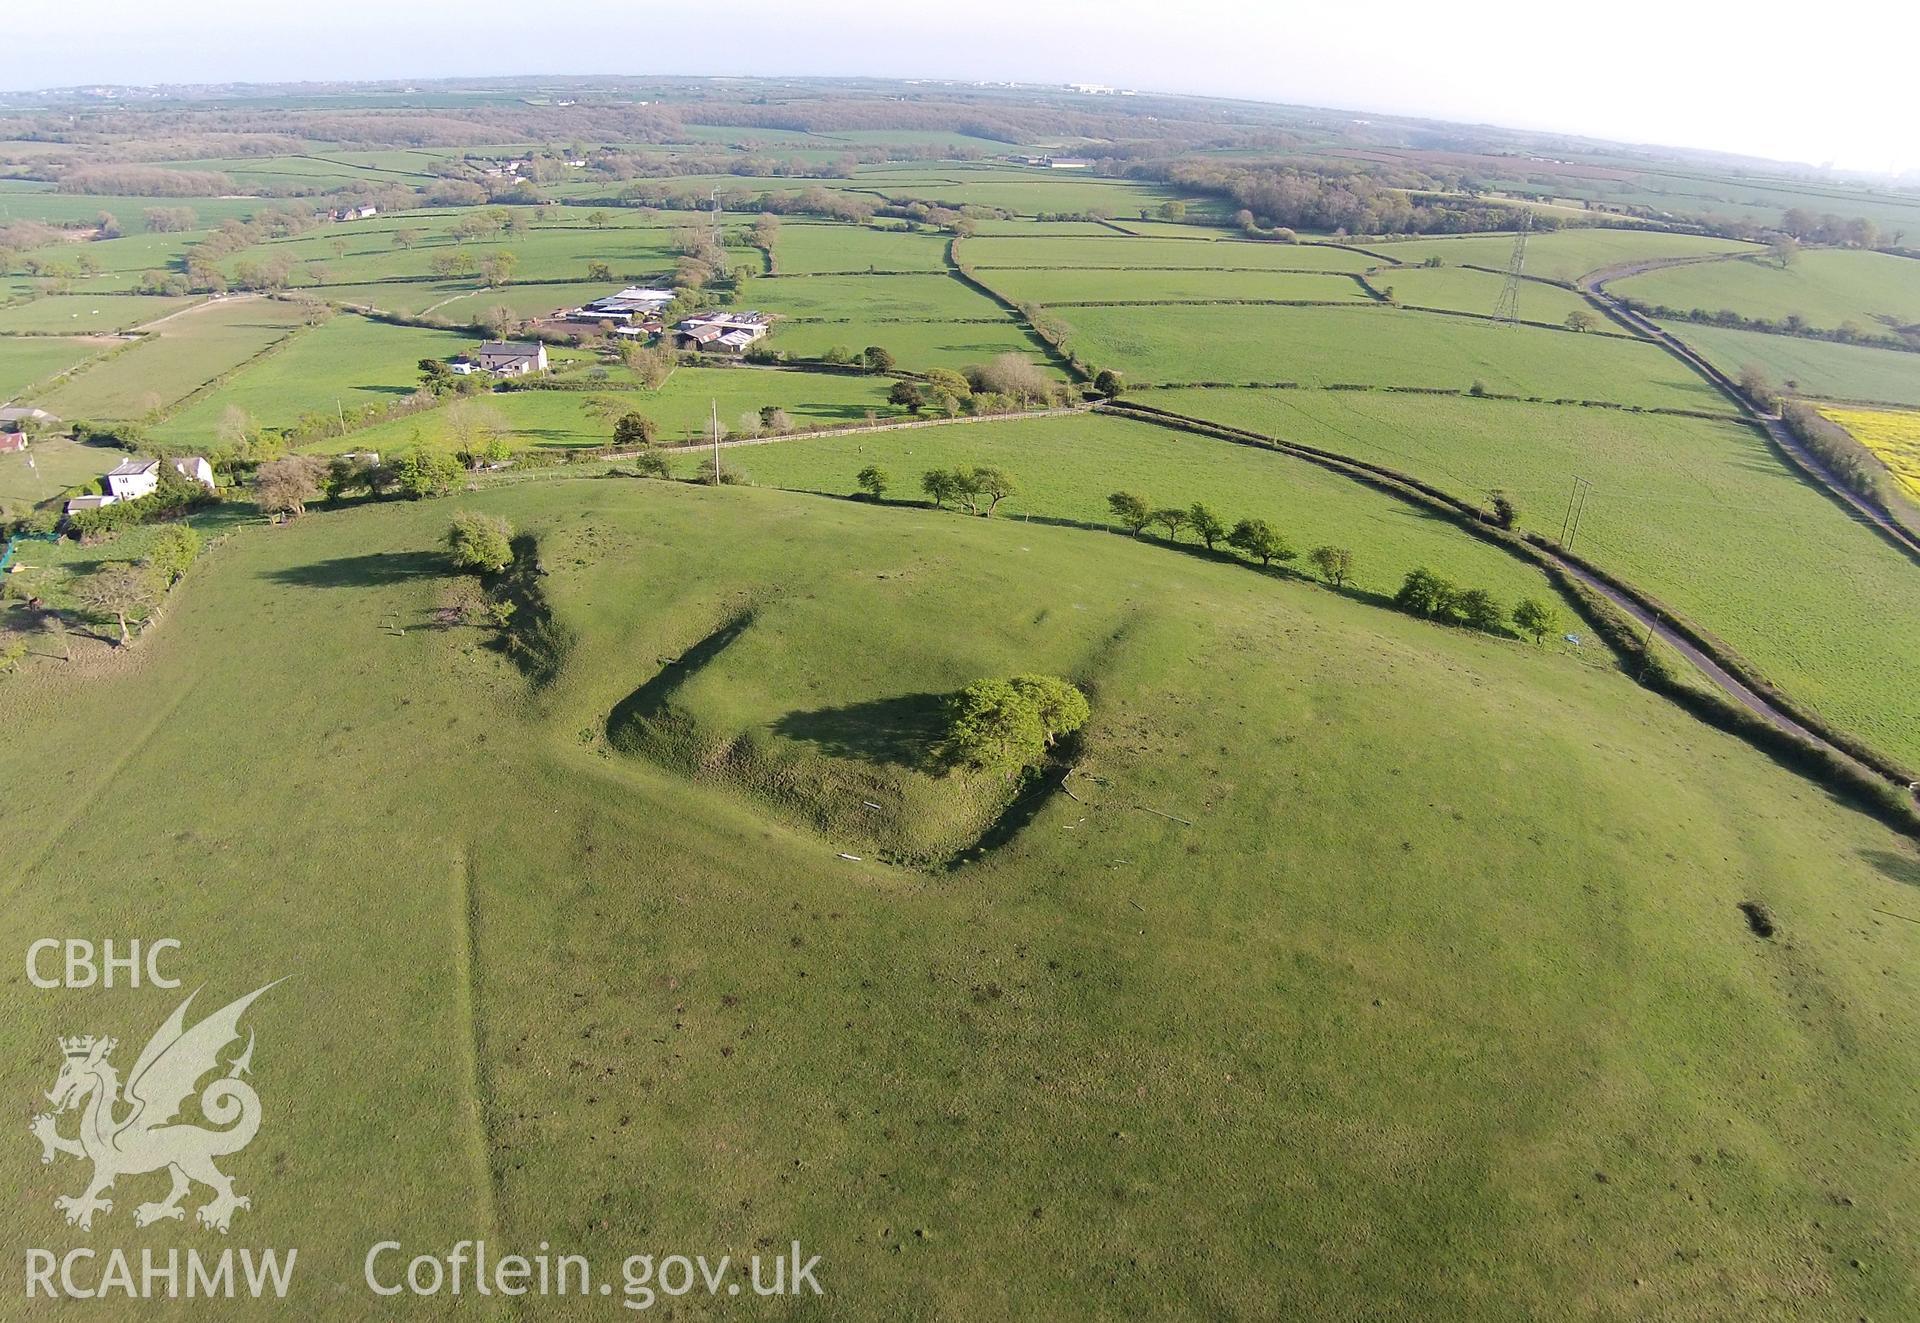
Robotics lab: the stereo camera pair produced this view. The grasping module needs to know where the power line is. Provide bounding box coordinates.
[1492,211,1532,326]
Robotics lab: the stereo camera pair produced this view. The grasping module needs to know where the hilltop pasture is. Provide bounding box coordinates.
[961,235,1379,272]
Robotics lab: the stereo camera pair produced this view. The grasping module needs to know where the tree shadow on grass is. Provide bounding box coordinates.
[262,550,446,589]
[770,693,947,771]
[1860,848,1920,889]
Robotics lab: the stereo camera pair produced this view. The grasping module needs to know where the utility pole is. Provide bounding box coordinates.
[710,186,724,257]
[711,398,720,483]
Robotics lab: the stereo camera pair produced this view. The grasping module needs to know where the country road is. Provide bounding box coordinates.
[1582,259,1920,561]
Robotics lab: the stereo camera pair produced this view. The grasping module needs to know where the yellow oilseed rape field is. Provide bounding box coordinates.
[1821,405,1920,499]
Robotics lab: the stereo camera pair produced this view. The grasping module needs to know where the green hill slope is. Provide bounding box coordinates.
[2,480,1917,1321]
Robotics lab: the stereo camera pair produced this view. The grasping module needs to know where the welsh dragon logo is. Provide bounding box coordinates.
[29,981,281,1234]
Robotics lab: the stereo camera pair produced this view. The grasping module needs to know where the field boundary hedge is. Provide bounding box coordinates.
[1100,399,1919,829]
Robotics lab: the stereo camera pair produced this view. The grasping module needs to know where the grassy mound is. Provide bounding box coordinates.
[3,479,1918,1320]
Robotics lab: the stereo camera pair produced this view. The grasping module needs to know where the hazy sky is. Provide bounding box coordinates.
[8,1,1917,174]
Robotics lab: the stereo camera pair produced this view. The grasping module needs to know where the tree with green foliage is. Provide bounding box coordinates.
[943,679,1047,778]
[922,468,961,509]
[959,466,1016,516]
[73,561,161,646]
[1394,567,1460,621]
[1456,588,1506,633]
[1108,491,1152,536]
[144,525,200,586]
[1228,518,1294,566]
[1150,507,1188,541]
[923,367,971,400]
[1564,310,1596,333]
[856,466,889,500]
[614,412,658,448]
[631,451,671,479]
[888,380,928,413]
[1008,674,1090,748]
[392,448,463,500]
[447,512,515,574]
[1188,503,1227,550]
[419,358,457,396]
[586,260,614,282]
[1512,597,1565,644]
[1307,544,1355,588]
[1092,368,1125,397]
[862,345,895,374]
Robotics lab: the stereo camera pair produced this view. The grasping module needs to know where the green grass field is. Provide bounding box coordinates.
[1058,304,1728,409]
[0,335,106,398]
[0,433,128,518]
[28,297,311,421]
[961,235,1378,272]
[321,365,907,453]
[766,320,1060,374]
[0,294,201,334]
[1664,321,1920,407]
[1361,229,1761,282]
[1137,387,1920,765]
[151,314,473,441]
[1372,266,1602,326]
[1613,249,1920,334]
[671,410,1557,605]
[754,273,1008,322]
[971,267,1372,305]
[3,480,1916,1320]
[773,222,952,274]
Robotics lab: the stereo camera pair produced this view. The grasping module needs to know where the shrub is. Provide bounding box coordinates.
[1512,597,1564,644]
[631,452,671,478]
[392,448,463,500]
[855,465,889,500]
[447,511,515,573]
[614,412,658,448]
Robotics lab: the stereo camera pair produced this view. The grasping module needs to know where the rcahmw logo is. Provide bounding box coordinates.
[25,979,298,1301]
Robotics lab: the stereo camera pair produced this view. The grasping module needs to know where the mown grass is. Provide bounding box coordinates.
[1614,249,1920,334]
[1138,386,1920,766]
[2,480,1917,1321]
[1057,304,1727,409]
[1667,321,1920,407]
[29,297,311,421]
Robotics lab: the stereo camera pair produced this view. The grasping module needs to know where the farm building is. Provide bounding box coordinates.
[0,405,57,432]
[63,494,115,514]
[329,205,379,221]
[475,342,549,376]
[675,311,771,354]
[567,287,676,326]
